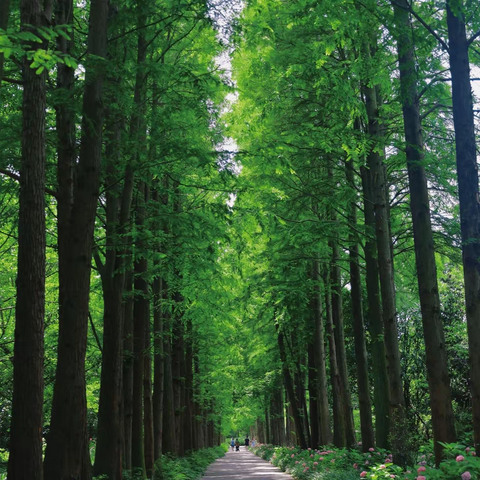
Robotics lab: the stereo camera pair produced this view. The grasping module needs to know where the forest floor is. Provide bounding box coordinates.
[201,448,293,479]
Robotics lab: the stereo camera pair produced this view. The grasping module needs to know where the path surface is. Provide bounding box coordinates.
[202,448,294,479]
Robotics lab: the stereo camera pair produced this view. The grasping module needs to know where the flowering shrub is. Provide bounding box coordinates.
[249,443,480,480]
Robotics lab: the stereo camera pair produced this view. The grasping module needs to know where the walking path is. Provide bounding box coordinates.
[202,448,294,479]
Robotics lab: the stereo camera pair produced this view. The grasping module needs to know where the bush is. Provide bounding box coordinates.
[153,445,226,480]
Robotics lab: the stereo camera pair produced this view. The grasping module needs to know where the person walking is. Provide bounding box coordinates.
[235,439,240,451]
[230,438,235,451]
[245,436,250,448]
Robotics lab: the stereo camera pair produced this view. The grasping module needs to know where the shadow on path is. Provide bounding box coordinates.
[202,449,294,479]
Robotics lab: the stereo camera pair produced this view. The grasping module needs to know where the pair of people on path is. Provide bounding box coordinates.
[230,436,249,451]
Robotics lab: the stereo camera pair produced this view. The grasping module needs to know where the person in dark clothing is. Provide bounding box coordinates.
[235,439,240,451]
[245,436,250,447]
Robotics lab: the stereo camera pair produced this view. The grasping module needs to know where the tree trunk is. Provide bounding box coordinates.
[163,316,176,454]
[131,182,149,478]
[324,268,345,447]
[330,240,356,447]
[446,0,480,452]
[7,1,47,477]
[43,0,108,477]
[308,341,319,448]
[144,314,154,476]
[277,327,308,449]
[312,260,332,445]
[361,165,390,448]
[184,319,194,452]
[123,270,134,471]
[393,1,456,464]
[363,72,406,428]
[172,291,185,456]
[346,158,375,450]
[153,273,165,460]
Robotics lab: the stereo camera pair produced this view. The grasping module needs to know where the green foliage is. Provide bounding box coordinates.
[153,446,226,480]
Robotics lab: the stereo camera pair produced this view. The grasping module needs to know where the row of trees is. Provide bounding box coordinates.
[0,0,239,479]
[225,0,480,467]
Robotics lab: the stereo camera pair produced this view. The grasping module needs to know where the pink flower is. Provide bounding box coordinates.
[417,476,426,480]
[462,472,471,480]
[365,461,370,465]
[456,455,465,462]
[385,459,392,464]
[314,462,318,466]
[466,448,470,453]
[379,465,386,469]
[295,461,299,464]
[291,454,295,458]
[320,457,324,461]
[310,455,314,458]
[369,448,375,452]
[354,463,358,469]
[360,472,367,478]
[358,442,363,446]
[472,452,476,457]
[417,467,426,473]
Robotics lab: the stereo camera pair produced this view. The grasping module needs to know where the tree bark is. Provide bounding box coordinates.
[361,165,390,448]
[446,0,480,452]
[363,71,406,428]
[163,314,176,454]
[393,1,456,464]
[131,182,149,478]
[123,269,134,471]
[276,327,308,449]
[44,0,108,477]
[144,312,154,476]
[172,293,185,456]
[153,274,165,459]
[312,260,332,445]
[7,1,47,477]
[324,267,345,447]
[308,341,319,448]
[346,158,375,451]
[330,239,356,447]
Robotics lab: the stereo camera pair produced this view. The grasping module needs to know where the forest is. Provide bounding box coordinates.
[0,0,480,478]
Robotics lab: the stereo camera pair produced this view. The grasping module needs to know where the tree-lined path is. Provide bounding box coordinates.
[202,450,293,480]
[2,0,480,478]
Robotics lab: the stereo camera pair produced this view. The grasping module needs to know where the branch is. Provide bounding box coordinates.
[88,312,103,353]
[3,77,23,85]
[468,29,480,46]
[0,168,57,197]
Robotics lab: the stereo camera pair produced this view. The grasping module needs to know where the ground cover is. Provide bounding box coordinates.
[249,444,480,480]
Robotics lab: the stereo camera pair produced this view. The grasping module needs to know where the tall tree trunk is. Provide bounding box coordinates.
[363,71,406,429]
[346,158,374,450]
[276,327,308,449]
[330,239,356,447]
[361,165,390,448]
[446,0,480,451]
[7,1,47,477]
[153,273,165,460]
[172,291,185,456]
[131,182,149,478]
[184,319,194,452]
[393,1,456,464]
[312,260,332,445]
[123,269,134,471]
[163,316,176,454]
[44,0,108,477]
[144,314,154,476]
[324,268,345,447]
[308,341,319,448]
